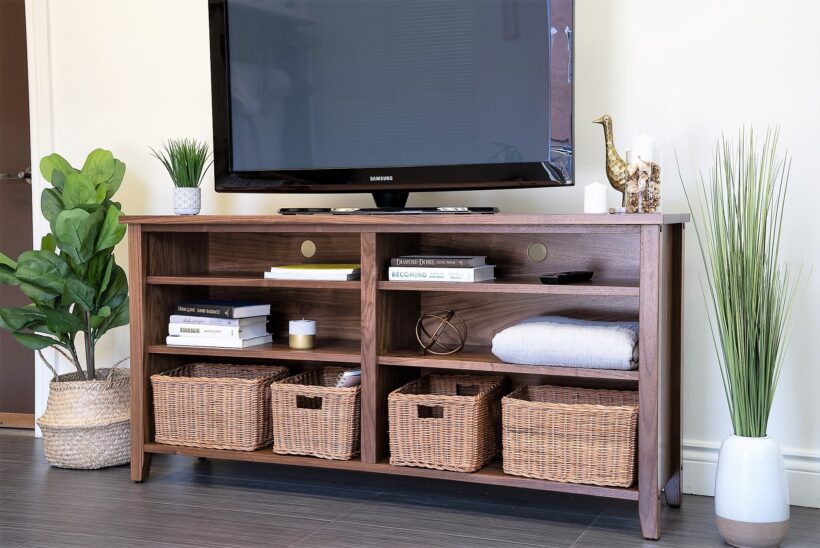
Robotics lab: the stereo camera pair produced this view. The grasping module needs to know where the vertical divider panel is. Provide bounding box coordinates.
[360,232,379,463]
[638,225,661,539]
[662,224,684,507]
[361,232,421,463]
[131,229,211,481]
[128,225,151,482]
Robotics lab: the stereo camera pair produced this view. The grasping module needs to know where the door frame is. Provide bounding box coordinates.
[25,0,61,436]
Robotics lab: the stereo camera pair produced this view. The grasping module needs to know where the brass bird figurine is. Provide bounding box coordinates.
[593,115,628,205]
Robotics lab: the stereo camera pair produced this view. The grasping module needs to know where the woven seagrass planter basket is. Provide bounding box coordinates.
[37,368,131,470]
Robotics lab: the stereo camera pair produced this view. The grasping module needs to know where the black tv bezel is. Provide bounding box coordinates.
[208,0,574,199]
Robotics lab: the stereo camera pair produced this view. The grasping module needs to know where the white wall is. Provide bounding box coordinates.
[26,0,819,507]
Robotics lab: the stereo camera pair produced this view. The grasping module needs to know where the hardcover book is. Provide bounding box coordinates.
[390,256,486,268]
[266,263,361,281]
[167,322,269,340]
[165,334,273,349]
[174,300,271,319]
[388,265,495,283]
[168,315,268,327]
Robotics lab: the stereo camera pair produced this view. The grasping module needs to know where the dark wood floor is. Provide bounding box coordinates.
[0,431,817,548]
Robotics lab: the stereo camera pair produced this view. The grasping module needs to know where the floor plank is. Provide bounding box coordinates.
[0,432,817,548]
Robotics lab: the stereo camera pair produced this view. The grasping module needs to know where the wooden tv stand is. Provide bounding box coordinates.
[122,213,687,540]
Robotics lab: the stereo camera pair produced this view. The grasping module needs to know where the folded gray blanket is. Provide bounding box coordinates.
[491,316,639,370]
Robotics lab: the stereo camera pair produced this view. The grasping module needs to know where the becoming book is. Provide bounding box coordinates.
[174,300,271,319]
[266,263,361,281]
[388,265,495,283]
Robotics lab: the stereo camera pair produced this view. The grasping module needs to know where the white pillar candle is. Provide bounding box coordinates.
[289,319,317,336]
[289,319,316,350]
[584,179,609,214]
[631,134,655,162]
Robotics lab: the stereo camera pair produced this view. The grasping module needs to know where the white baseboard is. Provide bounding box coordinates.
[682,440,820,508]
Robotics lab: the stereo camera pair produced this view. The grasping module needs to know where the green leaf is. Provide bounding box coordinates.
[63,278,96,311]
[101,265,128,309]
[100,257,114,294]
[106,160,126,199]
[54,208,90,255]
[39,153,75,187]
[90,305,111,329]
[82,149,116,186]
[42,307,85,334]
[95,205,126,252]
[97,298,129,336]
[0,250,17,270]
[0,264,18,286]
[18,283,55,303]
[54,208,102,264]
[95,183,106,203]
[0,306,45,331]
[15,250,69,300]
[51,170,67,191]
[41,233,57,253]
[12,332,56,350]
[63,172,97,209]
[41,188,64,224]
[87,253,112,292]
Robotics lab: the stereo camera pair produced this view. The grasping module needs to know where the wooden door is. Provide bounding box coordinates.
[0,0,34,428]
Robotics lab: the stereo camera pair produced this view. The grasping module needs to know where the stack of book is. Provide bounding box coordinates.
[388,255,495,283]
[265,263,361,281]
[167,300,272,348]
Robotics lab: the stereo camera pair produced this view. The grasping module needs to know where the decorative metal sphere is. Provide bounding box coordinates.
[415,309,467,355]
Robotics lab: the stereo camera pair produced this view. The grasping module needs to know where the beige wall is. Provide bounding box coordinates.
[26,0,819,506]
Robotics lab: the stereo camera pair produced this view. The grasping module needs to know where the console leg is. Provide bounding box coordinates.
[640,492,661,540]
[131,452,152,483]
[664,470,682,508]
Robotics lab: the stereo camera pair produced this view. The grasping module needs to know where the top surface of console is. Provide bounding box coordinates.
[279,207,500,215]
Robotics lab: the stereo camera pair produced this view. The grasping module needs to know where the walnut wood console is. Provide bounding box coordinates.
[122,213,688,540]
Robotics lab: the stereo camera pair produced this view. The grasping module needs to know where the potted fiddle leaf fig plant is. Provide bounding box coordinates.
[151,138,212,215]
[0,149,131,469]
[684,128,803,548]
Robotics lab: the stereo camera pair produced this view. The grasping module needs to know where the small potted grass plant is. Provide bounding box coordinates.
[684,128,804,548]
[151,138,212,215]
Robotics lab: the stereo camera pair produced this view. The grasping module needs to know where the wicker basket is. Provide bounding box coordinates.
[502,385,639,487]
[37,368,131,469]
[388,374,506,472]
[151,363,288,451]
[271,366,361,460]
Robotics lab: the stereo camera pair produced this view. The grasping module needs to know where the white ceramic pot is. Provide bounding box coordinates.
[715,435,789,548]
[173,187,201,215]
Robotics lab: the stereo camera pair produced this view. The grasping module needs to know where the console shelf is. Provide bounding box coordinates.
[378,278,639,296]
[148,340,362,363]
[147,273,360,290]
[123,213,686,540]
[143,442,639,500]
[379,346,640,381]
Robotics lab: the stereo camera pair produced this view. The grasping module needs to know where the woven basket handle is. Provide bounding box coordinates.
[107,356,131,387]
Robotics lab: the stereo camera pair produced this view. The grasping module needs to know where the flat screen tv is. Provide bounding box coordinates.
[209,0,574,208]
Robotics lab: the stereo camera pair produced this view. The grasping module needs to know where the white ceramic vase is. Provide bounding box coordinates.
[173,187,201,215]
[715,435,789,548]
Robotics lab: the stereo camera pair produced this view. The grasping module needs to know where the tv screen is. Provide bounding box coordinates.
[210,0,573,205]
